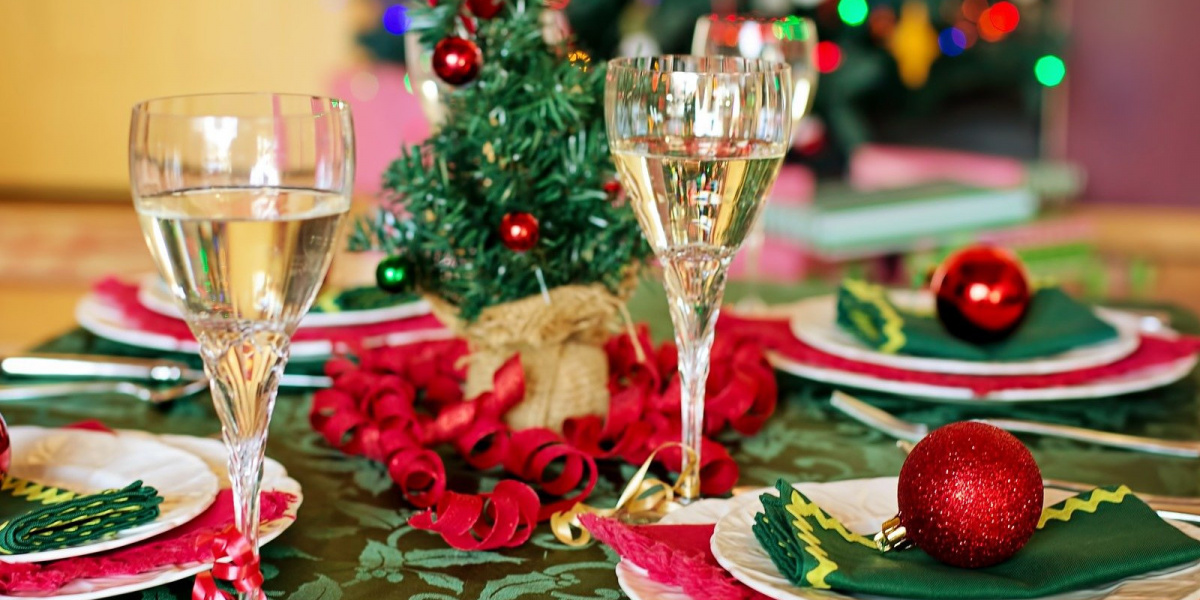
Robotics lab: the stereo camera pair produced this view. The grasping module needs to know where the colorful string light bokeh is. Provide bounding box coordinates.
[382,4,409,35]
[1035,54,1066,87]
[838,0,869,27]
[938,27,967,57]
[816,41,843,73]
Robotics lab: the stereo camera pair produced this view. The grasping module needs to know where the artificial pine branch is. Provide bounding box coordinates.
[361,0,650,321]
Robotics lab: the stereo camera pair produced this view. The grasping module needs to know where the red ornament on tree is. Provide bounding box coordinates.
[466,0,504,19]
[878,422,1043,568]
[500,212,539,252]
[931,244,1031,344]
[602,180,622,195]
[0,412,10,477]
[432,37,482,86]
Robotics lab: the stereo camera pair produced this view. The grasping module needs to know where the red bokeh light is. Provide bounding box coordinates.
[961,0,987,22]
[988,1,1020,33]
[816,41,843,73]
[977,8,1006,42]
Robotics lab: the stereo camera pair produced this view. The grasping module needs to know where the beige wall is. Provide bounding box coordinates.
[0,0,363,195]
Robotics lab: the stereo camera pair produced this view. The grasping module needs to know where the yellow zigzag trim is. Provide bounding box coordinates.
[1,475,77,505]
[842,280,907,354]
[782,489,876,589]
[1038,486,1131,529]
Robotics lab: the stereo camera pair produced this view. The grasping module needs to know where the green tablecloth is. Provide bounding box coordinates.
[3,281,1199,600]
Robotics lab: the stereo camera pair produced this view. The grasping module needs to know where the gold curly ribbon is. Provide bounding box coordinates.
[550,442,698,546]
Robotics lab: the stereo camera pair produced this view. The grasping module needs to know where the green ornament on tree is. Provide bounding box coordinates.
[376,256,416,294]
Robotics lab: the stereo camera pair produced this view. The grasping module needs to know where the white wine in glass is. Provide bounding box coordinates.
[606,57,792,500]
[130,94,353,596]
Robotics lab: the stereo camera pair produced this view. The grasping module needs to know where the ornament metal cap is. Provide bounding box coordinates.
[875,514,914,553]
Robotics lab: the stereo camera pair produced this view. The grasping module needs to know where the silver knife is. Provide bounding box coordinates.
[830,390,1200,459]
[830,392,1200,522]
[0,354,332,389]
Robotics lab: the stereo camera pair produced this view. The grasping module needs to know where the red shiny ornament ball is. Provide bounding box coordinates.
[931,245,1031,344]
[0,412,10,477]
[432,37,482,86]
[898,422,1043,568]
[500,212,539,252]
[466,0,504,19]
[603,180,622,195]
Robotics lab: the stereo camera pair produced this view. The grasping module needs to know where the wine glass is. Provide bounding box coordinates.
[605,56,792,500]
[692,15,818,285]
[405,30,450,127]
[692,15,818,133]
[129,93,354,591]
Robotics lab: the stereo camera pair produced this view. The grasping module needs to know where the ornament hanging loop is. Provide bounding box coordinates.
[875,514,914,553]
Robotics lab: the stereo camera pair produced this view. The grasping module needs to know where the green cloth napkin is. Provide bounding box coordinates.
[0,475,162,554]
[753,479,1200,599]
[836,280,1119,361]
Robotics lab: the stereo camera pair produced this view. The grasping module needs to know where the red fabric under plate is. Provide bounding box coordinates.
[582,516,769,600]
[717,314,1200,396]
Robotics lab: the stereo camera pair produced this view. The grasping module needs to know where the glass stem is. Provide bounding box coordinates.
[202,331,288,594]
[662,255,730,502]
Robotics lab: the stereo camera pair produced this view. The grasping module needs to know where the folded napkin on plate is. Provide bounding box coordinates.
[0,489,293,595]
[836,280,1119,361]
[0,476,162,554]
[753,479,1200,599]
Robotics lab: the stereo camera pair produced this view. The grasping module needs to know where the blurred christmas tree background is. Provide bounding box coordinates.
[358,0,1066,176]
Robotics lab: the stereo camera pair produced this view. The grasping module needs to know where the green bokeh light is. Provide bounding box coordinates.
[838,0,869,26]
[1035,55,1066,87]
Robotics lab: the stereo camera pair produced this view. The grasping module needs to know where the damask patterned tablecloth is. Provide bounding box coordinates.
[3,282,1199,600]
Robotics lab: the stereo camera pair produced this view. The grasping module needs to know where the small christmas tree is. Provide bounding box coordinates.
[352,0,651,430]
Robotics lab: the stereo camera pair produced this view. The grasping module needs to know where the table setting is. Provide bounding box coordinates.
[5,1,1200,599]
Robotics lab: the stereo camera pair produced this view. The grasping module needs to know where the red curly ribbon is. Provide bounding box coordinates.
[505,429,598,520]
[192,527,265,600]
[387,447,446,508]
[310,321,780,547]
[408,480,539,551]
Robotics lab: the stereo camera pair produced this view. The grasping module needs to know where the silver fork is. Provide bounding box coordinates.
[0,378,211,404]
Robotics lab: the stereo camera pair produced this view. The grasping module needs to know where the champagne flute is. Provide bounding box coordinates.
[129,93,353,591]
[405,30,449,127]
[605,56,792,500]
[692,15,818,285]
[692,15,818,128]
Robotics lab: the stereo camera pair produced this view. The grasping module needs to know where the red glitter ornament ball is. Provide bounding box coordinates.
[0,412,10,477]
[500,212,539,252]
[897,421,1043,568]
[466,0,504,19]
[931,244,1031,344]
[432,36,482,86]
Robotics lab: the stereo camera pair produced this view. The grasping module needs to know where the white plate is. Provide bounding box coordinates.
[789,293,1142,376]
[769,352,1198,402]
[75,291,454,359]
[137,274,431,329]
[1,432,303,600]
[709,478,1200,600]
[4,427,220,563]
